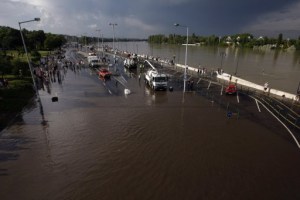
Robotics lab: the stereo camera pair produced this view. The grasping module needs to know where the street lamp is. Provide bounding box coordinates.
[96,29,101,51]
[18,17,45,122]
[174,23,188,92]
[96,29,101,60]
[109,23,117,55]
[83,33,87,55]
[18,17,40,98]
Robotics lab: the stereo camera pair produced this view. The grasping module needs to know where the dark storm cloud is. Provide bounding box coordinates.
[1,0,300,38]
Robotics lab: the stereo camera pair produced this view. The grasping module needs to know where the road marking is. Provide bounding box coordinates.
[249,95,300,149]
[207,81,211,90]
[255,99,261,112]
[236,92,240,103]
[288,114,296,120]
[197,78,201,84]
[220,86,223,95]
[276,104,284,110]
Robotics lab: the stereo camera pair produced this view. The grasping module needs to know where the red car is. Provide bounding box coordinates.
[98,68,112,78]
[225,84,237,95]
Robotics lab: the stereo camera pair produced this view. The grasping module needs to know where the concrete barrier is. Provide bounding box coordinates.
[217,73,298,101]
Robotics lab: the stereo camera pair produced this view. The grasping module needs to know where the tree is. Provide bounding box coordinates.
[277,33,283,48]
[30,50,41,63]
[26,30,46,50]
[0,26,22,49]
[44,34,66,50]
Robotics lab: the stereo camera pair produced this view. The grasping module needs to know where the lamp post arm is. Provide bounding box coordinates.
[19,19,36,25]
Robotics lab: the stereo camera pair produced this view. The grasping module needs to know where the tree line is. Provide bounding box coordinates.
[148,33,300,50]
[0,26,67,77]
[0,26,67,51]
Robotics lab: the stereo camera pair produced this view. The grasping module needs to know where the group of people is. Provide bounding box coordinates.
[0,78,8,88]
[186,80,194,91]
[33,53,73,92]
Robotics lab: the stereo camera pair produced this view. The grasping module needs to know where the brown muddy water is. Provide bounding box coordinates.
[1,64,300,200]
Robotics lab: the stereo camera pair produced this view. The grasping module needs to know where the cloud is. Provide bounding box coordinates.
[1,0,300,38]
[242,1,300,37]
[124,17,155,32]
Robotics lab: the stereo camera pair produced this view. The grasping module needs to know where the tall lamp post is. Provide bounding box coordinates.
[19,18,45,123]
[84,33,88,55]
[18,18,40,99]
[174,23,188,92]
[109,23,117,55]
[96,29,101,60]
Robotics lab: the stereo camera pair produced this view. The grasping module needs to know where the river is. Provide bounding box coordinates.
[111,41,300,94]
[1,49,300,200]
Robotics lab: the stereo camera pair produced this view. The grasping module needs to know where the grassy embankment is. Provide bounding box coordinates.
[0,50,49,131]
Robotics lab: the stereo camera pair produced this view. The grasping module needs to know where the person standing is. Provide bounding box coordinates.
[264,82,269,92]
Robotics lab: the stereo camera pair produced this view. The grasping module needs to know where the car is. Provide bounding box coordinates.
[225,84,237,95]
[98,68,112,78]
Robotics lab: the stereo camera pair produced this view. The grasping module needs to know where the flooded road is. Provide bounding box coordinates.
[1,50,300,200]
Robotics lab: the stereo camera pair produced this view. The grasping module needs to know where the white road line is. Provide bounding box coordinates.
[288,114,296,120]
[197,78,201,84]
[207,81,211,90]
[276,104,283,110]
[249,95,300,149]
[255,99,261,112]
[236,92,240,103]
[220,86,223,95]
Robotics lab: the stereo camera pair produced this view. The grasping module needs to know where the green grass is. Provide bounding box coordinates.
[39,50,51,57]
[4,50,51,62]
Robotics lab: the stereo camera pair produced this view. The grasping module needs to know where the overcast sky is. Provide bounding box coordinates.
[1,0,300,39]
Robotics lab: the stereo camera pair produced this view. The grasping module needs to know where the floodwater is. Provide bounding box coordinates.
[1,50,300,200]
[114,41,300,94]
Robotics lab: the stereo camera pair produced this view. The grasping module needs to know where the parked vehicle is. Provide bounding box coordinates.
[225,84,237,95]
[144,60,168,91]
[87,55,100,68]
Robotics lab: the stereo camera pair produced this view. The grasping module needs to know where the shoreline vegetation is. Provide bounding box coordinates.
[1,25,67,132]
[148,33,300,51]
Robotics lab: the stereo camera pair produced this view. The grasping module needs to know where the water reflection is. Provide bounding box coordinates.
[144,86,169,106]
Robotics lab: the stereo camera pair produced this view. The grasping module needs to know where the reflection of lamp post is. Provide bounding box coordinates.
[18,18,40,98]
[234,50,240,76]
[174,23,188,92]
[220,52,226,69]
[109,23,117,55]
